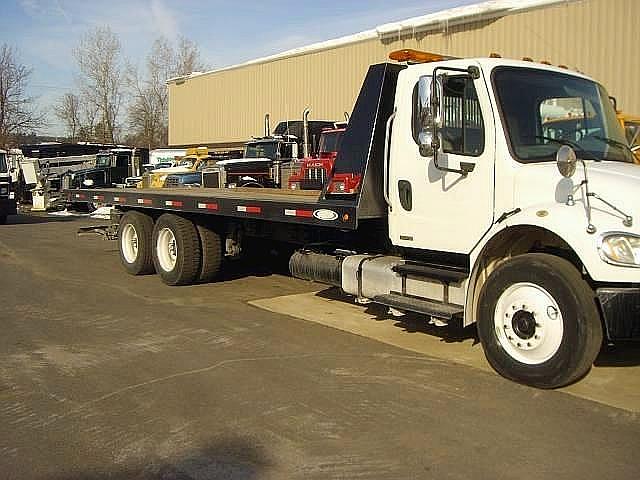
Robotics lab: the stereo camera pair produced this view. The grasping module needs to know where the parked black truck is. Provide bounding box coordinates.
[65,147,149,190]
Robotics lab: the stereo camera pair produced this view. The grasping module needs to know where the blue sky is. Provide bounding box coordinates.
[1,0,478,136]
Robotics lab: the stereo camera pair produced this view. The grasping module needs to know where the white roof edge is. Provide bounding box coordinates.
[167,0,577,85]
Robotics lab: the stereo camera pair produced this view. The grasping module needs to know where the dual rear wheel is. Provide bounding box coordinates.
[118,211,222,285]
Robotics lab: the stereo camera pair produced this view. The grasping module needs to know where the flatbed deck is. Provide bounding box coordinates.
[65,187,359,229]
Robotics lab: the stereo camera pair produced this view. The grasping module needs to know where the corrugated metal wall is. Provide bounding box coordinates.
[168,0,639,147]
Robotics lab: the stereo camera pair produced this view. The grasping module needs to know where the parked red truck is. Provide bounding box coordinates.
[288,126,345,191]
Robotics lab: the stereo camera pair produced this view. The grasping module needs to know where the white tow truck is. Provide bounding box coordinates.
[67,50,639,388]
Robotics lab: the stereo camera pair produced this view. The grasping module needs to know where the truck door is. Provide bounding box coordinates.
[388,62,495,254]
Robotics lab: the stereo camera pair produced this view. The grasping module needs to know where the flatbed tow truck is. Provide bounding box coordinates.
[67,50,640,389]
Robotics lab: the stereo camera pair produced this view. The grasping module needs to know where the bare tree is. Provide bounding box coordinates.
[127,36,205,148]
[74,26,124,143]
[175,37,205,77]
[0,44,44,147]
[54,93,81,141]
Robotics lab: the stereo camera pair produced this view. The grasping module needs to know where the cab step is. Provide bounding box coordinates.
[373,292,464,320]
[393,261,468,284]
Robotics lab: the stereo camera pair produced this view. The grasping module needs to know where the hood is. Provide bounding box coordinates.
[71,166,105,176]
[514,161,639,234]
[150,165,192,174]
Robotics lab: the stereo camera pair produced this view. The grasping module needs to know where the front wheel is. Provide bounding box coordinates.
[477,253,603,389]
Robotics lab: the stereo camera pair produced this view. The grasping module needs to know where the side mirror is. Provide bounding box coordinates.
[556,145,577,178]
[417,76,440,158]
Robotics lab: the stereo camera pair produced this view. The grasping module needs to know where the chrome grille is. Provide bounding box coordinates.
[164,176,180,188]
[305,167,326,184]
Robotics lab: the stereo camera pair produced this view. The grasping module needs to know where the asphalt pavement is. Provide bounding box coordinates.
[0,213,638,479]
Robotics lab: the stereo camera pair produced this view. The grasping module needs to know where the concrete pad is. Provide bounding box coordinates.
[250,289,640,413]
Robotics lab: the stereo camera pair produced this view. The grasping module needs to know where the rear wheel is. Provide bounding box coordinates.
[152,214,201,286]
[118,211,154,275]
[196,223,223,283]
[477,253,602,388]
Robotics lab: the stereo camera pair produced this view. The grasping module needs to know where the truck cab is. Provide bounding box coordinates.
[68,148,148,189]
[291,51,638,387]
[216,135,298,188]
[288,127,345,191]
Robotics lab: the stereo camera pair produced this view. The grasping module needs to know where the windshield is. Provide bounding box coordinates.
[0,153,7,173]
[319,131,344,154]
[493,67,633,163]
[245,142,278,159]
[96,154,111,168]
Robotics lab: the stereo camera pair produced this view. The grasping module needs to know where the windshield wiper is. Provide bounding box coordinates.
[534,136,600,161]
[591,135,635,161]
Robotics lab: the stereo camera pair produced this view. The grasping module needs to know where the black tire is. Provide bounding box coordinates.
[477,253,603,389]
[0,215,6,225]
[118,211,155,275]
[152,214,201,286]
[196,223,223,283]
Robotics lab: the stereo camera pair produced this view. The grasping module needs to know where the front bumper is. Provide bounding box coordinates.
[597,287,640,340]
[0,197,17,216]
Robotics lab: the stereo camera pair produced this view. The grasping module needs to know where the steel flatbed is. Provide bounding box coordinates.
[65,187,359,229]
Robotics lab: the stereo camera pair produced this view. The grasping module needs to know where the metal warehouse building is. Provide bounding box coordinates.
[168,0,639,148]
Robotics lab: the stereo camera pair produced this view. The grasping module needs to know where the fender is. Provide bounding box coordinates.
[463,202,639,327]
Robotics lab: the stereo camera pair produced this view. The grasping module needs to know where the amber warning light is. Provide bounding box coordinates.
[388,49,449,64]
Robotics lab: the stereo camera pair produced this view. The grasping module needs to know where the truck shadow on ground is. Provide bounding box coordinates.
[315,287,480,345]
[595,343,640,367]
[315,288,640,366]
[44,437,272,480]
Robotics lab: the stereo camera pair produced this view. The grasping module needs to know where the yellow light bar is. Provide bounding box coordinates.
[389,49,447,63]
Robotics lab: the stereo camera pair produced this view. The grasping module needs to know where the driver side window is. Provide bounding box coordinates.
[412,75,485,156]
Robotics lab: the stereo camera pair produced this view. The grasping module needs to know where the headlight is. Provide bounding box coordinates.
[83,179,94,187]
[599,233,640,267]
[0,187,7,195]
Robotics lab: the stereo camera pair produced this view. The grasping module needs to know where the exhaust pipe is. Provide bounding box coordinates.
[303,107,311,158]
[264,113,271,137]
